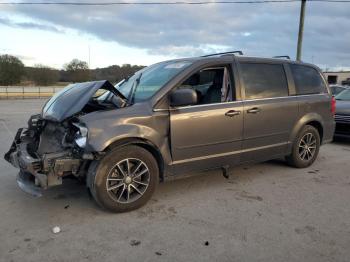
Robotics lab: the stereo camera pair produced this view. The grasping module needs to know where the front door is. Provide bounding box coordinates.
[169,65,243,172]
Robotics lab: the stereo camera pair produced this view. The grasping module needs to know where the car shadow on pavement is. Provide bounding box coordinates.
[7,158,294,221]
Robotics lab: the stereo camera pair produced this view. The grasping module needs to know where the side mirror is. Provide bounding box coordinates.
[170,89,198,107]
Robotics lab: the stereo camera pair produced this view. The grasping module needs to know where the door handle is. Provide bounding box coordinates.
[247,107,261,114]
[225,110,241,117]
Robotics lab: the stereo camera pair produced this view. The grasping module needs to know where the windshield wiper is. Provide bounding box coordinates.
[127,73,142,105]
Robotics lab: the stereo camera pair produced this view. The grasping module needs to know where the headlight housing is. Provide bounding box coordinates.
[72,122,88,148]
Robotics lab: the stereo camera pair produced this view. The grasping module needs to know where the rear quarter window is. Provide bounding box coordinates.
[240,63,289,99]
[290,64,326,95]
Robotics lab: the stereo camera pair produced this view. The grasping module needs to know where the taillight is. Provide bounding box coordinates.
[331,96,336,116]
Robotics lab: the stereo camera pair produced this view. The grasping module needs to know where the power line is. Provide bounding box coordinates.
[0,1,298,5]
[0,0,349,5]
[311,0,350,1]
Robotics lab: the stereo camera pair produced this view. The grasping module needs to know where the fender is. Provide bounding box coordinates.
[288,112,324,151]
[103,136,168,181]
[78,107,173,176]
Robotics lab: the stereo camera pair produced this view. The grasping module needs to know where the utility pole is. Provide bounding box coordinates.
[296,0,306,61]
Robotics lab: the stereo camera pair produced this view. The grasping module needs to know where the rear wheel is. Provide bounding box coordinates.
[286,125,320,168]
[87,145,159,212]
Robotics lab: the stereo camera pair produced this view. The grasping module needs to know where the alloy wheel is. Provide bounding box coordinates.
[106,158,150,204]
[298,132,317,161]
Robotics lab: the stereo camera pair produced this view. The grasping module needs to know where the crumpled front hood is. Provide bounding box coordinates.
[336,100,350,115]
[42,80,117,122]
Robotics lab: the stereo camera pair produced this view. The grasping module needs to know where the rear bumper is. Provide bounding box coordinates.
[334,114,350,137]
[334,122,350,138]
[322,120,336,144]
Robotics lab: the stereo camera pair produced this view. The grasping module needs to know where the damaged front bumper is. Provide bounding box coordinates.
[4,128,82,196]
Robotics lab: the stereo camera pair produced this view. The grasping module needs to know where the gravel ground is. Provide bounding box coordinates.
[0,99,349,262]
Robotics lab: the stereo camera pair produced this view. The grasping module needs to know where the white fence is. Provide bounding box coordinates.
[0,86,65,99]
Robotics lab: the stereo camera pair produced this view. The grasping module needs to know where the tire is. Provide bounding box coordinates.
[286,125,321,168]
[87,145,159,212]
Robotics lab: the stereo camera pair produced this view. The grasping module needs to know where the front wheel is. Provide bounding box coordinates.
[87,145,159,212]
[286,125,321,168]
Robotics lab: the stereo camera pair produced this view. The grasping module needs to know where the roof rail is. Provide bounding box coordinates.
[202,51,243,57]
[273,55,290,59]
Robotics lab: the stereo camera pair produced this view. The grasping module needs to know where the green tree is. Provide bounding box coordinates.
[0,54,25,85]
[64,59,90,83]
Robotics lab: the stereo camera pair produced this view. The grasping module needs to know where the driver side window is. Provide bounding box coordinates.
[177,65,234,105]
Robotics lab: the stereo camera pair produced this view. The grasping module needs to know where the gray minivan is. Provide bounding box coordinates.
[5,52,335,212]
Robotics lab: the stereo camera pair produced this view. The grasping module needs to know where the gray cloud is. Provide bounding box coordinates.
[0,17,63,33]
[5,2,350,68]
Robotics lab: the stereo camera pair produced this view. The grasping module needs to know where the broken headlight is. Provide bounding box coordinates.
[72,123,88,148]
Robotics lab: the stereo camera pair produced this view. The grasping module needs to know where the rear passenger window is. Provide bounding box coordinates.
[290,64,326,95]
[240,63,288,99]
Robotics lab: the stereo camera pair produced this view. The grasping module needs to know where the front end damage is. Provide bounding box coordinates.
[4,114,90,196]
[4,80,124,196]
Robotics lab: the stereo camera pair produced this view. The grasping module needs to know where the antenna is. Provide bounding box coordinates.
[88,45,91,68]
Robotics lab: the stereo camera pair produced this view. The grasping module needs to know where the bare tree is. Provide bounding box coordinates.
[27,64,59,85]
[64,59,90,83]
[91,64,144,83]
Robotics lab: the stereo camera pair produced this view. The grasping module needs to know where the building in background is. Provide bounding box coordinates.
[323,71,350,85]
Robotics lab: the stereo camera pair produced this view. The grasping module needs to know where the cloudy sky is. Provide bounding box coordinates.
[0,0,349,70]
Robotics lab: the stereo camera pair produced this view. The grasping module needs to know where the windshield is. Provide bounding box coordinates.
[335,89,350,101]
[116,60,192,103]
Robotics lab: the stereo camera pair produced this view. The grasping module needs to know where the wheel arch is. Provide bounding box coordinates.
[289,113,325,146]
[103,137,165,182]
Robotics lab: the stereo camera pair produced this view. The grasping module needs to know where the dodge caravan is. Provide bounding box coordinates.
[4,52,335,212]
